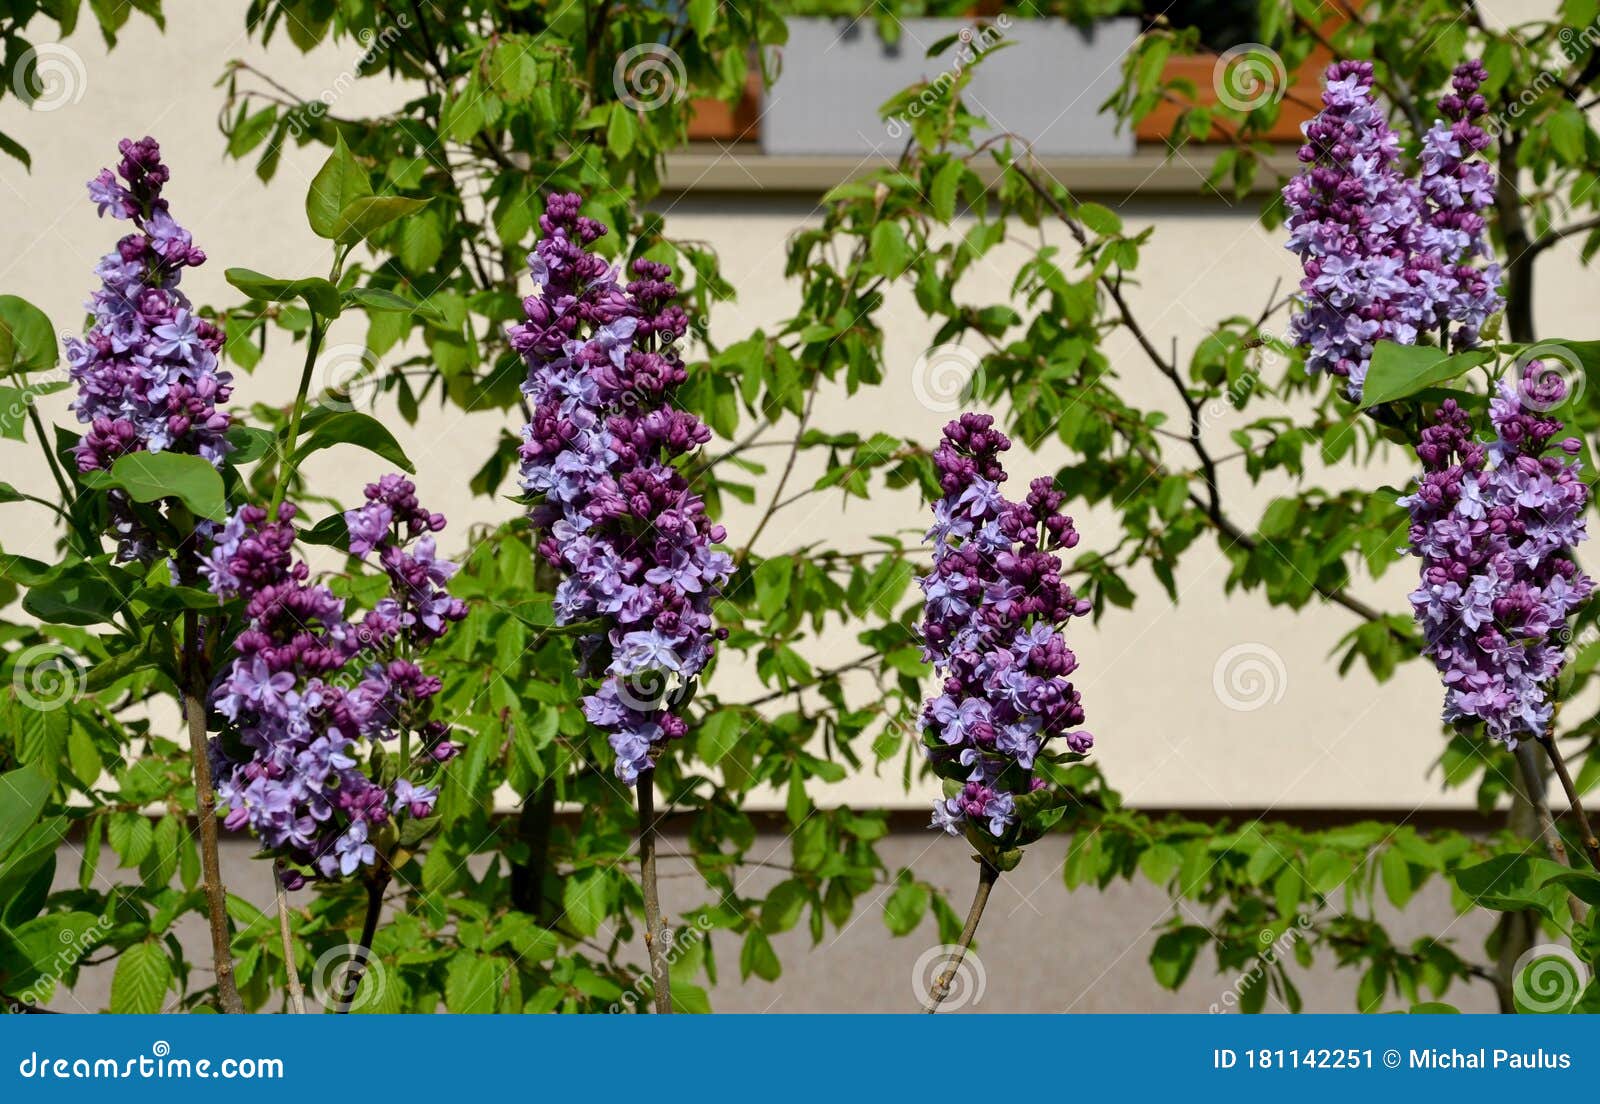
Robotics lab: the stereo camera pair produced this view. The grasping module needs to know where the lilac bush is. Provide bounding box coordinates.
[918,414,1092,839]
[203,476,466,886]
[1400,366,1593,744]
[1283,61,1500,400]
[64,136,232,559]
[513,193,731,784]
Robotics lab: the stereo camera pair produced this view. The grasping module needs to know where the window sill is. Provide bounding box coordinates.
[660,144,1296,198]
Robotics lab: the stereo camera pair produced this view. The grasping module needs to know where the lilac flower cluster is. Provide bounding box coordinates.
[1283,61,1501,400]
[1400,367,1592,745]
[1416,60,1500,351]
[202,476,466,886]
[918,414,1092,838]
[64,137,232,559]
[512,194,732,784]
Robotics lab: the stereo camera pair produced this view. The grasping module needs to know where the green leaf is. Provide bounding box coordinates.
[688,0,717,37]
[306,133,373,239]
[1137,844,1182,887]
[753,556,792,619]
[90,451,227,523]
[225,425,276,465]
[1545,870,1600,906]
[1452,854,1573,921]
[1149,926,1208,990]
[0,295,57,374]
[0,912,100,988]
[224,269,343,317]
[561,869,607,937]
[1547,101,1588,163]
[342,286,444,323]
[444,952,499,1013]
[1306,849,1353,896]
[0,383,68,441]
[739,928,781,981]
[930,159,964,222]
[1077,202,1122,236]
[1380,847,1417,908]
[335,196,430,246]
[882,878,929,936]
[290,410,414,473]
[84,638,162,692]
[697,710,745,768]
[0,766,51,862]
[870,222,912,279]
[1359,342,1491,409]
[299,513,350,549]
[109,941,172,1013]
[760,880,809,933]
[22,563,128,626]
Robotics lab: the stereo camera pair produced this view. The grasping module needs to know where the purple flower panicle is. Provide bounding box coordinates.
[513,194,731,784]
[1284,62,1501,400]
[205,476,465,886]
[1417,61,1500,352]
[919,414,1092,838]
[65,137,232,559]
[1400,366,1592,745]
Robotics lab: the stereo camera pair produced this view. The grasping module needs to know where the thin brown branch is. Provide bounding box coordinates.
[922,858,998,1013]
[636,769,672,1013]
[275,864,307,1014]
[335,863,391,1013]
[1538,732,1600,871]
[180,605,243,1014]
[1529,214,1600,256]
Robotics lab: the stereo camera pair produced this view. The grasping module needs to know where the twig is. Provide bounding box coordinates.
[922,858,999,1013]
[275,864,306,1014]
[740,653,878,708]
[1529,214,1600,256]
[1495,137,1537,344]
[1513,743,1569,866]
[636,769,672,1013]
[180,604,243,1014]
[335,863,390,1013]
[1538,732,1600,870]
[738,388,815,561]
[268,315,326,517]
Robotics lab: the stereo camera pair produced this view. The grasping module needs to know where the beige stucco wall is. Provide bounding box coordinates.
[1,0,1595,820]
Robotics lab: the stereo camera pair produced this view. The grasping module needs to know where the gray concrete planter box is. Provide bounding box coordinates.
[759,16,1138,158]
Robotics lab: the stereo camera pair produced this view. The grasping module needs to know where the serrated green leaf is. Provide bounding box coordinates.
[109,941,171,1013]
